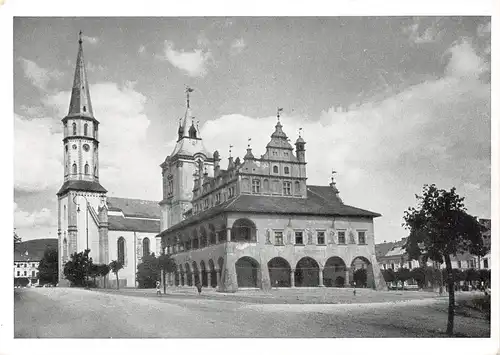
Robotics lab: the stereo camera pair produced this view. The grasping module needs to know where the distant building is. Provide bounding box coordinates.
[375,218,491,272]
[14,239,58,286]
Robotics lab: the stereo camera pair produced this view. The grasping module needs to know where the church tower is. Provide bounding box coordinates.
[57,32,107,281]
[159,88,214,233]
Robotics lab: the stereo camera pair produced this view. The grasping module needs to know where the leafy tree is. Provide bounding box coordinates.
[410,267,426,289]
[158,252,177,294]
[395,267,412,290]
[478,269,490,288]
[465,268,479,283]
[14,229,22,246]
[136,253,159,289]
[403,184,486,336]
[353,268,367,287]
[382,269,396,286]
[38,247,58,286]
[109,260,123,290]
[98,264,110,288]
[88,263,102,287]
[63,249,91,287]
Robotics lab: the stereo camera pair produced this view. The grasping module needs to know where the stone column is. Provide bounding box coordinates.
[199,271,203,286]
[318,268,324,287]
[215,231,219,244]
[290,269,295,288]
[216,269,221,289]
[207,271,212,288]
[227,228,232,242]
[345,269,350,287]
[191,272,196,287]
[177,271,182,286]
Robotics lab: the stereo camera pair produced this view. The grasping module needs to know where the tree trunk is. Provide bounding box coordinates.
[162,269,166,294]
[444,255,455,336]
[116,272,119,290]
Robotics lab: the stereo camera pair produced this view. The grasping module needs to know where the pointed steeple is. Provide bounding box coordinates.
[67,31,95,119]
[179,86,197,139]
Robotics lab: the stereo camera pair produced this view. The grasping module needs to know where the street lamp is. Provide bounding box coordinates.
[73,195,89,288]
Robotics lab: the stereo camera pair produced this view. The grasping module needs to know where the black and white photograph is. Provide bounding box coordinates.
[1,1,498,353]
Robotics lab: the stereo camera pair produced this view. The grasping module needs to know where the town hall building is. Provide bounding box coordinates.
[57,34,386,291]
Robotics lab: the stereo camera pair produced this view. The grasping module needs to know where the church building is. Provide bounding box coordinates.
[157,104,387,292]
[57,34,161,288]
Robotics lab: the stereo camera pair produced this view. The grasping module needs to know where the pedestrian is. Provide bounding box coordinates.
[196,282,202,295]
[156,280,161,296]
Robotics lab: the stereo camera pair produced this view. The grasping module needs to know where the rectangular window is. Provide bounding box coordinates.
[252,180,261,193]
[358,231,366,244]
[283,181,291,196]
[17,271,20,276]
[274,231,283,245]
[32,271,36,277]
[391,263,395,270]
[295,231,304,245]
[24,271,27,276]
[457,260,461,268]
[317,231,325,245]
[484,259,488,268]
[408,261,412,269]
[32,263,36,267]
[338,231,346,244]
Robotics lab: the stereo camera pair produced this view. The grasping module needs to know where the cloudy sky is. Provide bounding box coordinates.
[13,17,491,243]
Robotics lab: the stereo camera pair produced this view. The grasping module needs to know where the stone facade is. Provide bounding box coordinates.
[158,108,386,292]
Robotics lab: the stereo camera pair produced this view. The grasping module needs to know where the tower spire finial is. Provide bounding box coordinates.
[79,30,83,45]
[277,107,283,122]
[248,138,252,149]
[185,86,194,108]
[298,127,303,138]
[331,170,337,185]
[229,144,234,158]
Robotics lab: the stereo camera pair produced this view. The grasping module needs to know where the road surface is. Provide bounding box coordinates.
[14,287,490,338]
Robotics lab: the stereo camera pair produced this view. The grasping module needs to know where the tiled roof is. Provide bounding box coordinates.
[14,239,58,261]
[374,242,396,259]
[160,185,380,236]
[57,180,107,196]
[108,215,160,233]
[107,197,161,219]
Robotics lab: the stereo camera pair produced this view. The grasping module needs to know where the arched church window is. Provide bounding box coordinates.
[84,163,89,174]
[273,166,279,174]
[72,122,77,135]
[295,181,300,193]
[263,179,269,192]
[284,166,290,174]
[117,237,125,266]
[84,123,88,136]
[64,205,67,222]
[143,238,150,257]
[72,163,77,174]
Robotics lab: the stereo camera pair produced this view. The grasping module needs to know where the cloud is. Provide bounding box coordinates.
[82,35,99,44]
[17,57,64,91]
[476,21,491,37]
[161,40,212,77]
[404,22,442,44]
[230,38,246,55]
[444,39,487,79]
[86,62,105,73]
[14,114,63,192]
[14,204,56,229]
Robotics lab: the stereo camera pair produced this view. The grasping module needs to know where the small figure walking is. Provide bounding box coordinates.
[196,282,202,295]
[156,280,161,296]
[353,288,356,296]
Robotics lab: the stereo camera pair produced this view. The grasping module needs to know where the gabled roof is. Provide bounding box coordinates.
[57,180,107,196]
[107,197,161,219]
[160,185,380,236]
[108,215,160,233]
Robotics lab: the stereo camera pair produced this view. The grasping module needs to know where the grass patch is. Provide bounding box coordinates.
[456,294,490,320]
